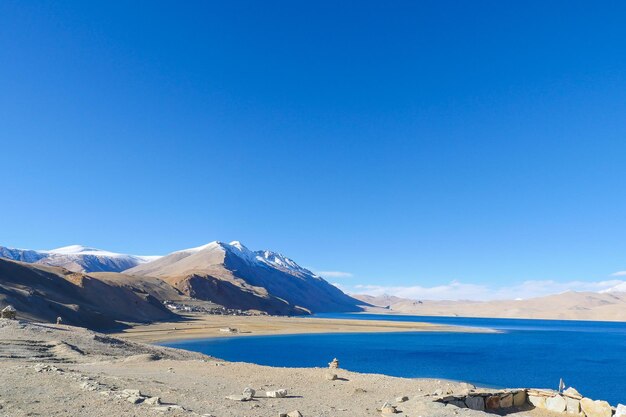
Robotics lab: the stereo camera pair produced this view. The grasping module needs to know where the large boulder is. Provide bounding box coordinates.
[546,395,567,413]
[465,396,485,411]
[529,395,547,409]
[513,391,527,407]
[448,400,466,408]
[500,393,514,408]
[485,395,500,410]
[580,398,612,417]
[615,404,626,417]
[242,387,255,400]
[266,389,288,398]
[566,397,582,415]
[564,387,583,400]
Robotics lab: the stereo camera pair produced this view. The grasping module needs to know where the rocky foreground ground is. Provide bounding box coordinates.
[0,319,585,417]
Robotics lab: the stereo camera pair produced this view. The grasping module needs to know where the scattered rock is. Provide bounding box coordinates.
[465,396,485,411]
[328,358,339,369]
[279,412,303,417]
[34,363,59,373]
[153,405,185,412]
[380,401,398,414]
[122,389,142,397]
[80,381,99,391]
[432,389,443,396]
[127,395,144,404]
[219,327,238,333]
[546,395,567,413]
[144,397,161,405]
[580,398,612,417]
[226,395,251,401]
[243,387,256,400]
[395,396,409,403]
[266,389,288,398]
[615,404,626,417]
[325,372,337,381]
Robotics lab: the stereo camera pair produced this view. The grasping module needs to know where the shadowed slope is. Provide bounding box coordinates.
[0,258,179,329]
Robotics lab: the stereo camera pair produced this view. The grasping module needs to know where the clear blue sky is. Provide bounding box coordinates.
[1,1,626,297]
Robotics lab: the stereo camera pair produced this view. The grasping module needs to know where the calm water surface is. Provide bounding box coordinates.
[163,314,626,405]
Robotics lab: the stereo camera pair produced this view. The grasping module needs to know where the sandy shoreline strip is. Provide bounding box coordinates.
[113,313,495,343]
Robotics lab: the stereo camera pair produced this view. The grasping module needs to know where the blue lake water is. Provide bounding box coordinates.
[163,314,626,405]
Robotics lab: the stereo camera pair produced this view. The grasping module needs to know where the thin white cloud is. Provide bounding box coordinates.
[342,279,626,301]
[315,270,354,278]
[610,271,626,277]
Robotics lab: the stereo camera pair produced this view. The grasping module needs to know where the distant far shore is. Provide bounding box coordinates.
[351,291,626,322]
[113,312,495,343]
[355,305,626,323]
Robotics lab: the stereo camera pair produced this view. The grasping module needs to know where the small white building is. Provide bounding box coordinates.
[1,305,17,319]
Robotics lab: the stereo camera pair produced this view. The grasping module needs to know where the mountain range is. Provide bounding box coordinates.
[0,245,158,273]
[0,241,363,327]
[4,241,626,327]
[354,291,626,321]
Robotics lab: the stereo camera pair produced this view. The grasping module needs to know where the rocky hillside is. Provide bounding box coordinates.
[0,258,181,329]
[1,240,364,319]
[126,241,363,314]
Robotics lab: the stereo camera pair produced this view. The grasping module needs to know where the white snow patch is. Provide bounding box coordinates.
[46,245,159,263]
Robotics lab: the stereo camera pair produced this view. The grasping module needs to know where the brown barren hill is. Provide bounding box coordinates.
[0,258,180,329]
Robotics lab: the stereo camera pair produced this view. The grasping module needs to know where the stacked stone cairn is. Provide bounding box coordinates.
[435,386,624,417]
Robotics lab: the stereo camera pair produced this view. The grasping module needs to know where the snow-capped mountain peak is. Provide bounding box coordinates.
[174,241,222,254]
[225,241,259,264]
[255,249,313,276]
[229,240,246,250]
[173,240,315,277]
[0,244,160,273]
[48,245,123,257]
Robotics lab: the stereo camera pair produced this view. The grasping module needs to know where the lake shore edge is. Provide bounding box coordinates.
[112,313,497,343]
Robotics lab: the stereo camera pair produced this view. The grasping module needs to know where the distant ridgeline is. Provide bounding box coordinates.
[0,241,364,328]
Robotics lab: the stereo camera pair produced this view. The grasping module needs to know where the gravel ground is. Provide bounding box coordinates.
[0,319,561,417]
